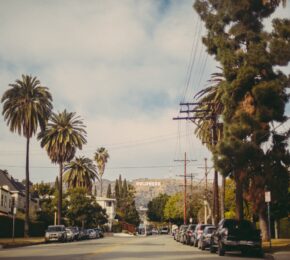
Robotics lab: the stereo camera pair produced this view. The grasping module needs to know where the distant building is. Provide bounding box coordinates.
[95,197,116,230]
[0,170,39,216]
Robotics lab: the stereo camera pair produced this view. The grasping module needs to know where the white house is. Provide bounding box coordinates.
[96,197,116,230]
[0,185,12,215]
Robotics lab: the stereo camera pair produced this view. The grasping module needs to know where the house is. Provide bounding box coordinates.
[0,185,12,215]
[95,197,116,230]
[0,169,39,215]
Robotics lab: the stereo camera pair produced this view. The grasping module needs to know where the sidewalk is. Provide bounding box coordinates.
[263,239,290,260]
[0,237,44,249]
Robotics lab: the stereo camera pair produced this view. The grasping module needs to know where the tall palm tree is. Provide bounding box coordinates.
[94,147,109,197]
[63,156,98,193]
[1,75,53,237]
[38,110,86,224]
[193,69,225,224]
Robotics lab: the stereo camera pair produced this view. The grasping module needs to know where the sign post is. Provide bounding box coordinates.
[265,191,271,248]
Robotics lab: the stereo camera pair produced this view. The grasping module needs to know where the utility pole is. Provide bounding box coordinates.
[175,152,196,225]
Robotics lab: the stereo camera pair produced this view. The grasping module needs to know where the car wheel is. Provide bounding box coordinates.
[218,241,225,256]
[194,239,198,247]
[210,244,216,253]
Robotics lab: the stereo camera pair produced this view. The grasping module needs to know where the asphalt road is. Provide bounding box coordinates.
[0,235,265,260]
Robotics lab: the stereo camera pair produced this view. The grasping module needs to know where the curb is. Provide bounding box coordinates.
[0,241,44,250]
[265,253,275,260]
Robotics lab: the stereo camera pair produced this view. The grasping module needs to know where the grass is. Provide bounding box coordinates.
[0,237,44,248]
[263,239,290,253]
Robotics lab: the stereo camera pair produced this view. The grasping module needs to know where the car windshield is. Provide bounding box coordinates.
[224,220,254,231]
[48,226,64,232]
[205,228,215,234]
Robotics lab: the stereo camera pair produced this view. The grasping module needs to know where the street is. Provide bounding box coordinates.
[0,235,265,260]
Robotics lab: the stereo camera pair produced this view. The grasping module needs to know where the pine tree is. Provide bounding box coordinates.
[194,0,290,240]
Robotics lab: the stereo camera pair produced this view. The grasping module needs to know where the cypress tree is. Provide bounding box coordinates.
[194,0,290,240]
[106,184,112,198]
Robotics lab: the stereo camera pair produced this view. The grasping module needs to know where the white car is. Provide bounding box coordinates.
[87,229,97,239]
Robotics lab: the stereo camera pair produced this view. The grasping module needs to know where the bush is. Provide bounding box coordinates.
[111,222,122,233]
[0,215,45,237]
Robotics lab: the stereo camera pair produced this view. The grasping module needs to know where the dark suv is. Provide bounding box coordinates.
[210,219,263,257]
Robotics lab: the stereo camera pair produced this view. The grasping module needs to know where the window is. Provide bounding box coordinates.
[1,194,3,207]
[107,201,112,207]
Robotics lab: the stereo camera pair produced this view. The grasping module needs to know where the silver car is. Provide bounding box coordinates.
[45,225,67,243]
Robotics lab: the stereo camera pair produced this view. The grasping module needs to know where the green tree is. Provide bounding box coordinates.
[66,187,108,228]
[38,110,86,224]
[106,184,112,198]
[94,147,109,197]
[147,193,169,222]
[63,156,97,193]
[164,193,183,224]
[194,0,290,240]
[1,75,53,236]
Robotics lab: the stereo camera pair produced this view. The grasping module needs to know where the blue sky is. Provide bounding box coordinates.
[0,1,289,184]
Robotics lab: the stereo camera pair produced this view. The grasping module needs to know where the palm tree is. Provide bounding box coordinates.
[63,156,98,193]
[1,75,53,236]
[193,69,225,224]
[94,147,109,197]
[38,110,86,224]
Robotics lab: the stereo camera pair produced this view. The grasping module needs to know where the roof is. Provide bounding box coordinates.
[0,169,25,193]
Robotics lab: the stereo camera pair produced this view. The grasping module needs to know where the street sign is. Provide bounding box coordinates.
[13,207,17,215]
[265,191,271,202]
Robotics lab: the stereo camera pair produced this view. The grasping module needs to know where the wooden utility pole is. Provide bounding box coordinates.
[175,152,196,225]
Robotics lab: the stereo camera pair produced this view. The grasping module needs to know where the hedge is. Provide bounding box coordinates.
[0,215,45,238]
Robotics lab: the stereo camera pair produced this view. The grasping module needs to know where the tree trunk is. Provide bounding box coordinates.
[274,219,279,239]
[24,136,30,237]
[213,169,220,225]
[220,175,225,219]
[259,209,270,241]
[235,171,244,220]
[58,162,63,225]
[100,176,103,197]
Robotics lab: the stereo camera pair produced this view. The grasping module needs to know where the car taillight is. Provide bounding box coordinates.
[188,231,192,236]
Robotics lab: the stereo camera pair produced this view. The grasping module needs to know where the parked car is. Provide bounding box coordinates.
[66,226,79,241]
[173,227,179,240]
[178,225,189,244]
[79,228,89,240]
[198,226,216,250]
[160,227,169,234]
[185,224,197,245]
[152,228,159,235]
[45,225,67,243]
[210,219,263,257]
[65,228,75,242]
[87,229,97,239]
[192,224,212,247]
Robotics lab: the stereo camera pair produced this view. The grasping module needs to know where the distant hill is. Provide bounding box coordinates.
[93,178,207,208]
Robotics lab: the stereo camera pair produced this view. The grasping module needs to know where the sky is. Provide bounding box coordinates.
[0,0,290,184]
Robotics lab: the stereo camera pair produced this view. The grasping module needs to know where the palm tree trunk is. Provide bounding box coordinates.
[100,176,103,197]
[24,136,30,237]
[58,162,63,225]
[235,171,244,220]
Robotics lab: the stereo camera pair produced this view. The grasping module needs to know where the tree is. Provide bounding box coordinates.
[94,147,109,197]
[63,156,97,193]
[114,176,140,226]
[38,110,86,224]
[147,193,169,222]
[66,187,108,228]
[194,0,290,240]
[1,75,53,236]
[106,184,112,198]
[164,193,183,224]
